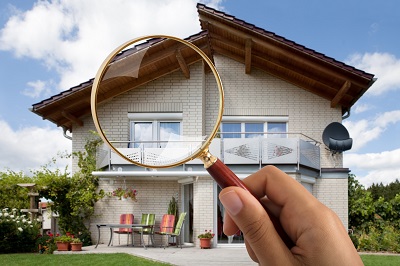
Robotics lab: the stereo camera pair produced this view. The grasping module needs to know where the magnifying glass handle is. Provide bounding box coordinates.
[202,153,295,249]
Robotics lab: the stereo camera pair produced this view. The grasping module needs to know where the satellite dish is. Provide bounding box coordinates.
[322,122,353,153]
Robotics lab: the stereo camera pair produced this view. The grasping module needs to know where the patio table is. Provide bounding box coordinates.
[95,224,154,249]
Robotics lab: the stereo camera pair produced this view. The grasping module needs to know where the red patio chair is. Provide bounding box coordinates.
[154,214,176,248]
[114,213,134,245]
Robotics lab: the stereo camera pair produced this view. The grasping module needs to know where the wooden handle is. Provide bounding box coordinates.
[207,158,295,249]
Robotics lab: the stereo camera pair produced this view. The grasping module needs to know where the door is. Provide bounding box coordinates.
[182,183,193,243]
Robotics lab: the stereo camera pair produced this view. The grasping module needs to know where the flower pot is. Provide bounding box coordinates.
[56,241,70,251]
[71,242,83,251]
[199,238,212,249]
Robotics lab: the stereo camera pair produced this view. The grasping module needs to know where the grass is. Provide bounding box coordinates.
[1,253,171,266]
[2,252,400,265]
[361,254,400,266]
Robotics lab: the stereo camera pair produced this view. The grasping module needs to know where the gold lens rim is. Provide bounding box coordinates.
[91,35,224,168]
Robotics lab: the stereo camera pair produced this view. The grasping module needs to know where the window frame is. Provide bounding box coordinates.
[128,113,182,148]
[220,116,288,139]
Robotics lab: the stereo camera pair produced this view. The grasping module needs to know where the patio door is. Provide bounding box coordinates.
[182,183,193,243]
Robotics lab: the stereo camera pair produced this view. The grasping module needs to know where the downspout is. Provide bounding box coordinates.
[63,127,72,140]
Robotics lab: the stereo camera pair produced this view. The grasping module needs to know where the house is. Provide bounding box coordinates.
[31,4,375,247]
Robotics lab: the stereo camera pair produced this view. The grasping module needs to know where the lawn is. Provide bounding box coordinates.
[361,254,400,266]
[1,253,171,266]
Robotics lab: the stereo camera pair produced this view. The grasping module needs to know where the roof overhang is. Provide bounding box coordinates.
[31,4,375,132]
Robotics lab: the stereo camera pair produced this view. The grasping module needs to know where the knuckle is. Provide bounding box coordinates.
[242,214,270,246]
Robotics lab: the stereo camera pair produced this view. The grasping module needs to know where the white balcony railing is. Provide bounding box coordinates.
[96,133,321,171]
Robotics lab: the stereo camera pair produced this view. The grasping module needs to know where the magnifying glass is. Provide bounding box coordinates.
[91,35,293,248]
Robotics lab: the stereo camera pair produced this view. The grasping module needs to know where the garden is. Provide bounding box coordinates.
[348,174,400,253]
[0,136,400,264]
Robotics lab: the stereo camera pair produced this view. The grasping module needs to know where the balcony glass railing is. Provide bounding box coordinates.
[96,133,321,171]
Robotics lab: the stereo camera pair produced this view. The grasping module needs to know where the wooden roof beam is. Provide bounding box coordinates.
[245,38,252,74]
[176,49,190,79]
[331,81,351,108]
[201,16,370,88]
[61,111,84,127]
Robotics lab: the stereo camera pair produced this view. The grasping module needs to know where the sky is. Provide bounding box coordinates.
[0,0,399,187]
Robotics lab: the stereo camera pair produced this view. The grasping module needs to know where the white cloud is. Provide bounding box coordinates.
[0,0,224,90]
[353,103,374,114]
[0,119,71,174]
[22,80,52,98]
[344,149,400,187]
[346,52,400,96]
[344,110,400,151]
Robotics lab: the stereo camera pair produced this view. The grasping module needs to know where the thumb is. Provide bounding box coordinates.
[219,187,294,265]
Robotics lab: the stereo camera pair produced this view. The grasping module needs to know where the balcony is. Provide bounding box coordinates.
[96,133,321,172]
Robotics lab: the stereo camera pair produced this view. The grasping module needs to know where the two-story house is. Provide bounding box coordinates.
[31,4,375,248]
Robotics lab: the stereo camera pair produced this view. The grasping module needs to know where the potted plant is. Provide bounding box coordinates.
[112,187,138,201]
[197,230,214,249]
[166,197,178,245]
[55,235,72,251]
[70,238,83,251]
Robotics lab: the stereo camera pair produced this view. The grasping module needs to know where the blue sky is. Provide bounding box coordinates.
[0,0,399,187]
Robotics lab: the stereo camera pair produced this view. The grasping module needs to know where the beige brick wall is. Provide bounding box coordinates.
[193,177,215,246]
[314,178,348,229]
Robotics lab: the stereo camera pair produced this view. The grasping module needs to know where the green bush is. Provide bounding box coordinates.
[36,233,57,254]
[355,223,400,253]
[0,208,41,254]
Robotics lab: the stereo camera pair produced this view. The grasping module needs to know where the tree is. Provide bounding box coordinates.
[0,171,35,210]
[34,133,104,245]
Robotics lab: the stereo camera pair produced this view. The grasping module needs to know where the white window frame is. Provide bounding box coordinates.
[221,116,288,138]
[128,113,182,148]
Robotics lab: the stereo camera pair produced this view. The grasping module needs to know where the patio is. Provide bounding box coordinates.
[55,244,257,265]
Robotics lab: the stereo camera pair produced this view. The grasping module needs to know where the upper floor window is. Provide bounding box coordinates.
[128,113,182,148]
[221,116,288,139]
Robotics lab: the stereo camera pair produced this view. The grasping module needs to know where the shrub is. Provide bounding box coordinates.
[36,232,57,254]
[355,223,400,253]
[0,208,41,253]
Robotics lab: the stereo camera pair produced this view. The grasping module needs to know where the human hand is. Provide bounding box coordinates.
[219,165,363,265]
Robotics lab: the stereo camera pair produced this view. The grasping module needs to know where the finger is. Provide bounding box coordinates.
[245,239,259,264]
[219,187,295,265]
[242,165,320,238]
[222,212,239,236]
[244,165,315,206]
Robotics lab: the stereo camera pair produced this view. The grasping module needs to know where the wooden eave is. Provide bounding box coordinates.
[31,32,211,132]
[197,4,375,110]
[31,4,375,133]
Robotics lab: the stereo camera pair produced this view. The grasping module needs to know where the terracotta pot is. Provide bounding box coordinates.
[56,241,70,251]
[71,243,83,251]
[199,238,212,249]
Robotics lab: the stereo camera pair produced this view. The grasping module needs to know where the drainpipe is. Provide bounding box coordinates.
[342,108,351,120]
[63,127,72,140]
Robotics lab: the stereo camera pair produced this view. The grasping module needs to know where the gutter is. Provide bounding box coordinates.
[63,127,72,140]
[342,108,351,120]
[92,171,211,177]
[92,170,250,179]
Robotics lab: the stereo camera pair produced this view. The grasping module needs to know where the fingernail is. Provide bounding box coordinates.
[220,190,243,216]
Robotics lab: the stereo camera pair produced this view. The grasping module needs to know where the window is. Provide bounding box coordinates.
[128,113,182,148]
[221,116,287,139]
